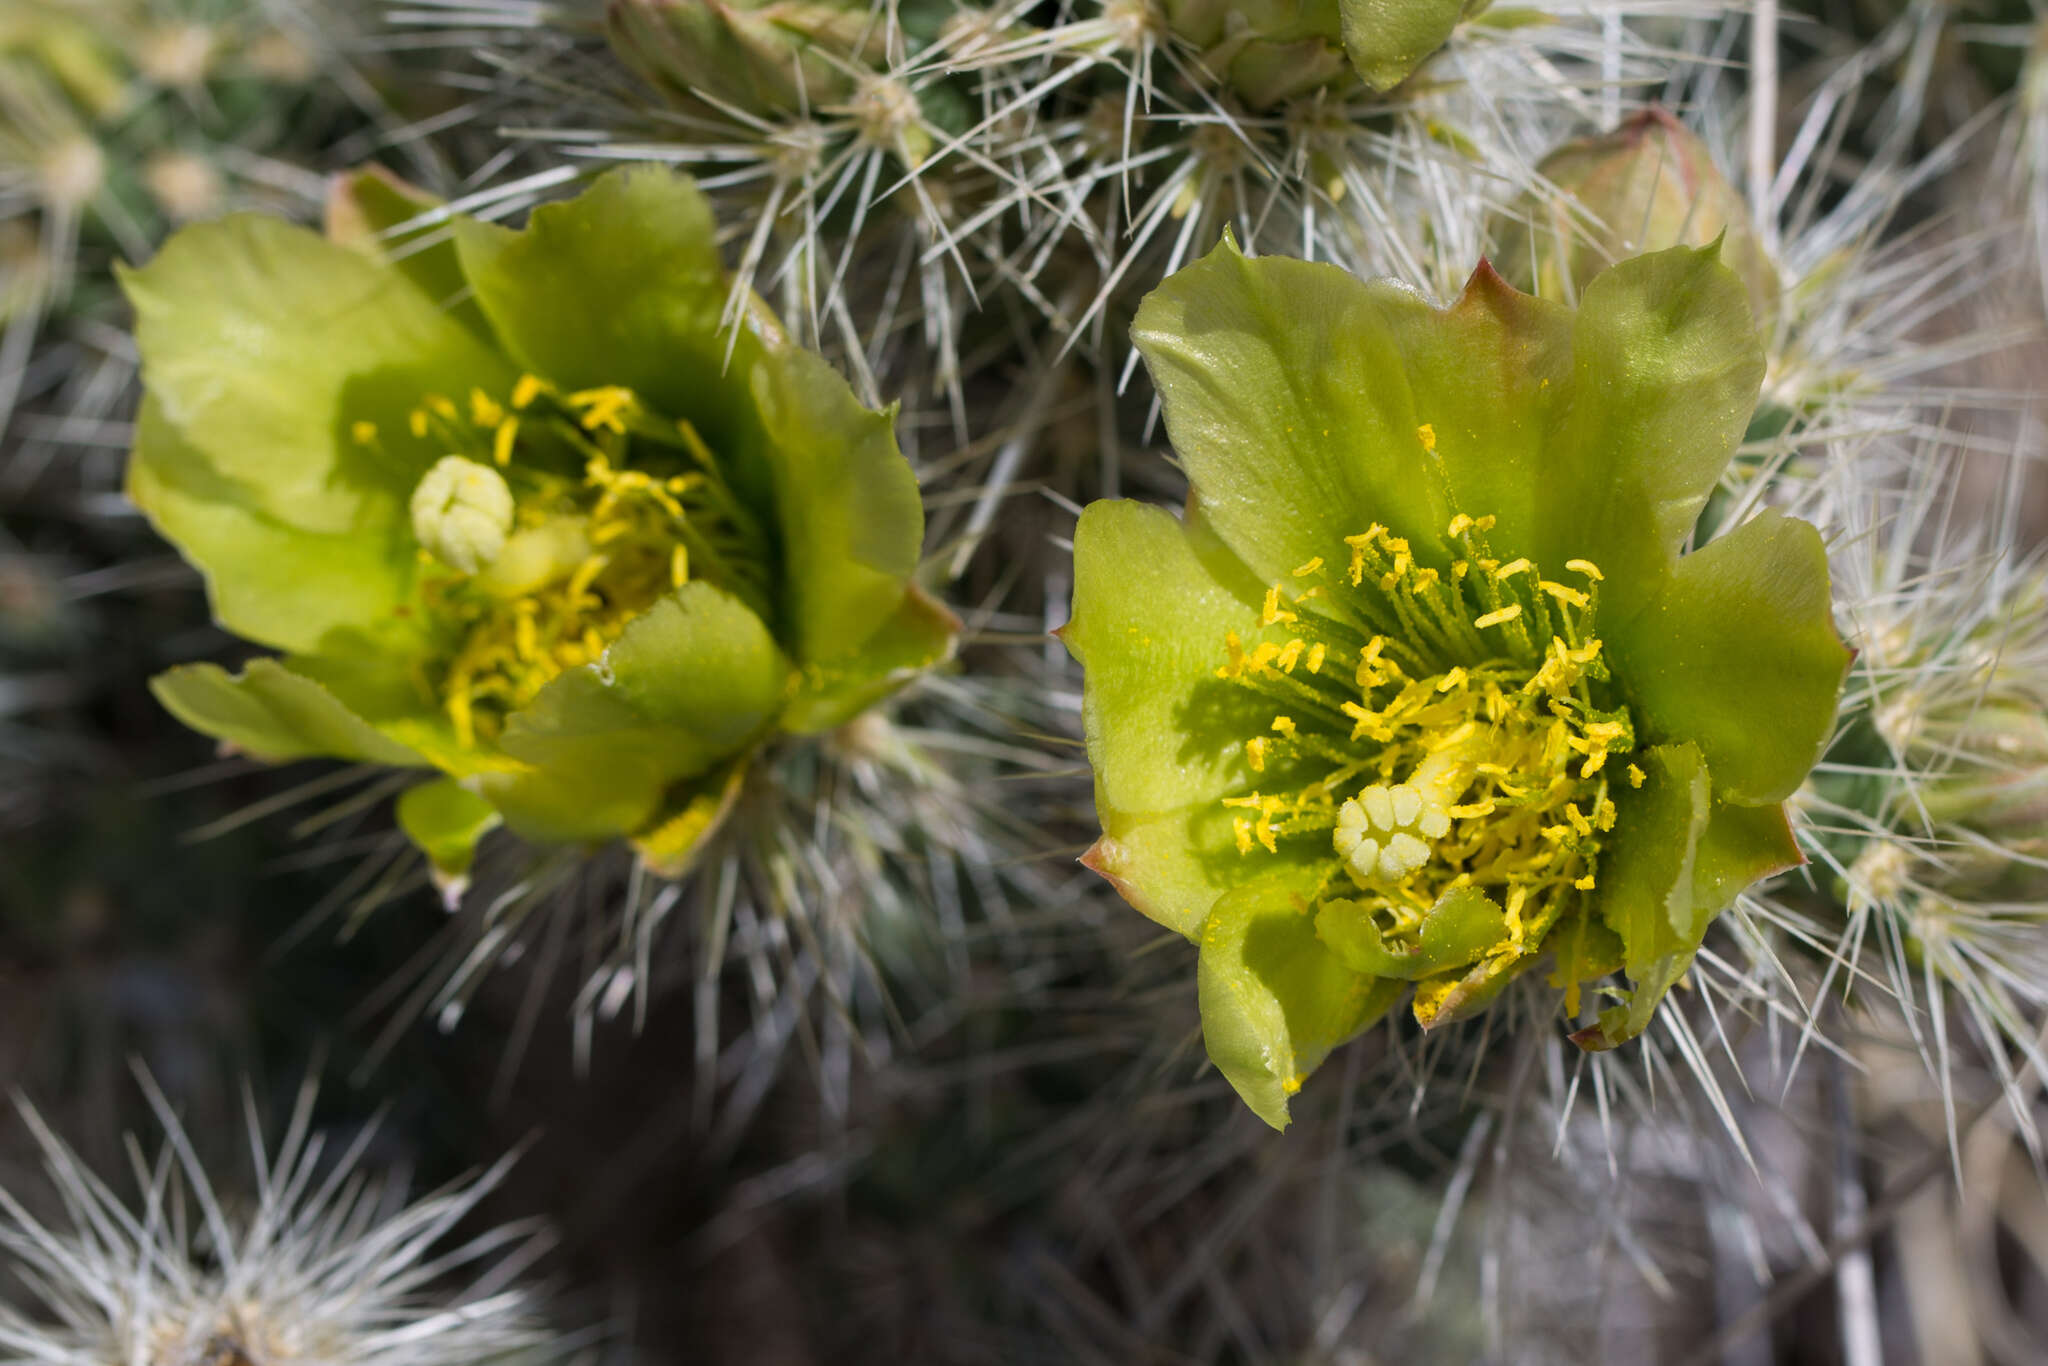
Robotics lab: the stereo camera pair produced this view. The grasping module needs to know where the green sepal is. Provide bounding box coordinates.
[1196,864,1403,1130]
[122,210,515,537]
[396,777,502,900]
[1316,884,1506,980]
[150,658,426,767]
[478,582,790,843]
[1064,498,1286,937]
[1609,508,1850,804]
[1576,742,1711,1050]
[780,583,959,735]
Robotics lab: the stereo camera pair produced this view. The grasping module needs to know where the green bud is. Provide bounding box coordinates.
[410,456,515,575]
[604,0,889,117]
[1161,0,1351,107]
[1493,110,1780,322]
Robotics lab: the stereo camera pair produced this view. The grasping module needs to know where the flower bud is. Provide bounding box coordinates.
[1494,109,1780,321]
[604,0,889,117]
[1161,0,1350,107]
[411,457,515,575]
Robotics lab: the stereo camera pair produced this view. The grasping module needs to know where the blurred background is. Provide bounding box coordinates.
[4,0,2048,1362]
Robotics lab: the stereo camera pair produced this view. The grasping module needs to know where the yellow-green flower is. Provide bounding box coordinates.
[1063,238,1849,1128]
[126,165,956,890]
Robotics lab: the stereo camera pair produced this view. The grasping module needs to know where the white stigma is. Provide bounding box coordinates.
[1334,782,1452,886]
[411,456,515,575]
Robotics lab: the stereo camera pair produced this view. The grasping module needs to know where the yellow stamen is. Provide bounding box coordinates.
[511,374,546,409]
[1566,559,1604,581]
[1474,605,1522,629]
[1416,423,1436,452]
[492,418,519,467]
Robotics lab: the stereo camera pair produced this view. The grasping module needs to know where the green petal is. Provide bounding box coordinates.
[1576,741,1711,1050]
[452,166,774,511]
[1197,865,1402,1130]
[1316,884,1506,980]
[780,583,960,735]
[396,777,501,897]
[128,400,425,656]
[478,582,789,843]
[122,212,515,536]
[1340,0,1470,90]
[1693,795,1804,909]
[1608,509,1850,804]
[324,165,492,341]
[1540,244,1766,622]
[151,658,426,767]
[750,344,928,666]
[1132,239,1459,582]
[1064,498,1288,937]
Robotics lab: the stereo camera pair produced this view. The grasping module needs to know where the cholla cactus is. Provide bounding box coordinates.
[0,1073,572,1364]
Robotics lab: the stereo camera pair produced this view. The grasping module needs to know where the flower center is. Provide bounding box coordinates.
[372,377,773,747]
[1215,512,1639,967]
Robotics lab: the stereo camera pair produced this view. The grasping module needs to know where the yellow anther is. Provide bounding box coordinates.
[567,554,607,605]
[1218,630,1246,678]
[570,386,635,434]
[1495,558,1531,579]
[1448,799,1496,819]
[1437,667,1467,694]
[1580,749,1608,778]
[1249,641,1283,671]
[427,394,458,421]
[1306,642,1326,673]
[1276,639,1306,672]
[408,409,429,439]
[1566,559,1604,581]
[1271,716,1297,737]
[1574,873,1597,891]
[351,420,378,445]
[511,374,545,409]
[1417,423,1436,452]
[1260,585,1297,626]
[1234,816,1254,855]
[1474,605,1522,629]
[1473,515,1496,531]
[1447,513,1473,538]
[469,388,503,429]
[1566,804,1592,837]
[1539,580,1589,609]
[492,418,518,467]
[1628,764,1646,788]
[1293,556,1324,578]
[1245,737,1268,772]
[671,544,689,588]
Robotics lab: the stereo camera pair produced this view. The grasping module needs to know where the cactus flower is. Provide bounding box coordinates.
[1063,238,1848,1127]
[126,165,956,892]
